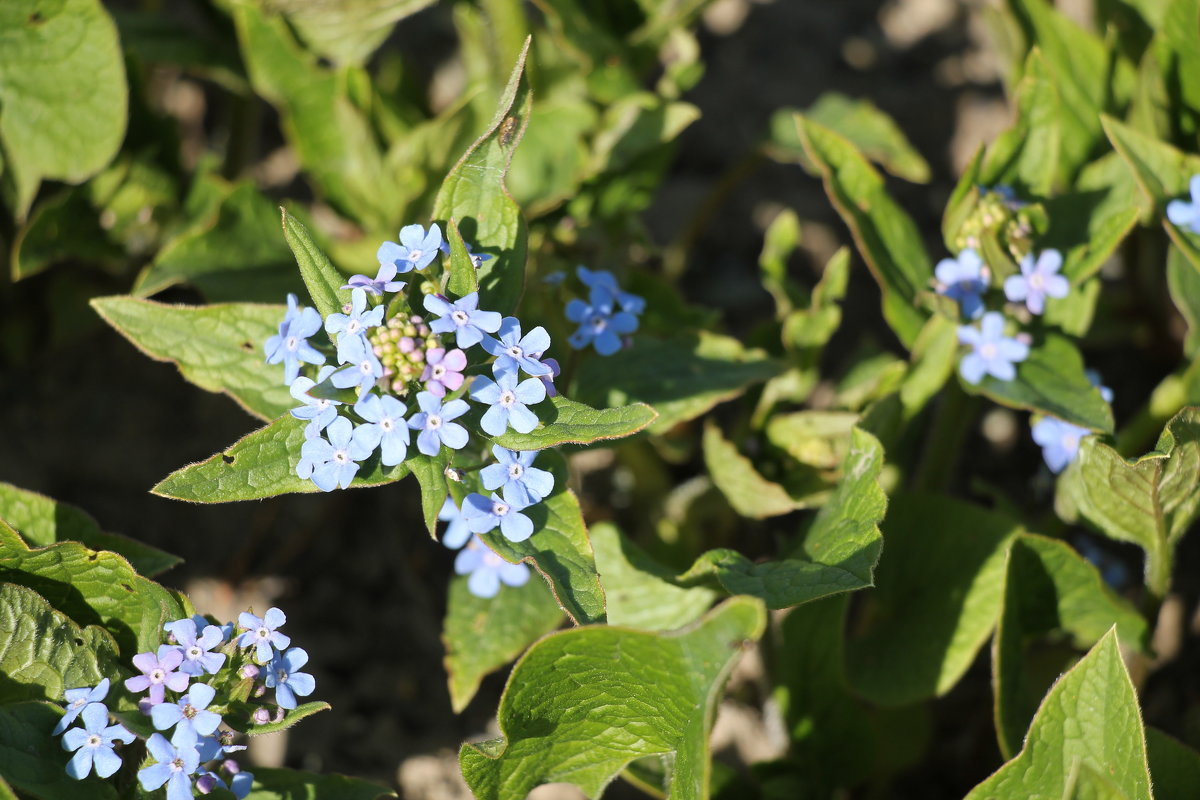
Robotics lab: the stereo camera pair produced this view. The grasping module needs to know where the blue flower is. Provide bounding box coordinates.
[577,266,645,314]
[424,292,503,348]
[163,618,227,676]
[151,683,222,743]
[298,415,377,491]
[61,702,134,779]
[378,223,443,273]
[138,733,200,800]
[325,288,385,362]
[289,366,341,437]
[265,294,326,385]
[1004,249,1069,315]
[470,367,546,436]
[1086,369,1114,404]
[481,446,554,507]
[439,497,471,549]
[934,249,989,319]
[354,394,409,466]
[54,678,110,736]
[330,335,384,401]
[957,312,1029,384]
[238,607,291,663]
[438,237,494,269]
[566,287,639,355]
[455,535,531,598]
[462,492,534,542]
[1166,175,1200,234]
[343,262,407,297]
[1032,416,1090,473]
[265,647,316,710]
[407,391,470,457]
[482,317,553,376]
[126,646,189,705]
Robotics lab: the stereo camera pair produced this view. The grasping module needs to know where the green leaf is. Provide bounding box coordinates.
[1153,0,1200,139]
[976,49,1060,195]
[900,314,959,419]
[0,584,118,706]
[592,523,717,632]
[481,469,605,626]
[444,218,480,297]
[962,332,1114,433]
[152,415,410,503]
[1146,727,1200,800]
[846,494,1018,705]
[0,482,180,577]
[245,701,331,736]
[0,0,127,218]
[443,566,563,712]
[282,209,351,321]
[574,333,780,434]
[0,522,185,656]
[758,208,803,318]
[781,248,850,351]
[409,451,449,538]
[703,423,803,519]
[1168,245,1200,357]
[10,187,124,281]
[0,702,119,800]
[244,765,396,800]
[492,395,657,450]
[993,534,1150,758]
[794,114,932,348]
[459,596,767,800]
[432,37,532,316]
[91,296,293,422]
[272,0,436,67]
[1050,152,1141,283]
[965,629,1152,800]
[678,428,886,609]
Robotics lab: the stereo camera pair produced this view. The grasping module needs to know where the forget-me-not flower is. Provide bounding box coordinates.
[957,312,1029,384]
[151,683,222,743]
[482,317,553,376]
[1085,369,1114,404]
[934,248,989,319]
[289,366,341,438]
[238,607,290,663]
[566,287,638,355]
[1166,174,1200,234]
[470,367,546,436]
[462,492,535,542]
[265,647,316,710]
[354,393,409,466]
[438,237,494,269]
[577,266,645,314]
[264,294,326,384]
[163,618,226,676]
[408,391,470,456]
[342,261,407,297]
[455,535,531,598]
[126,646,189,705]
[1004,249,1069,315]
[54,678,111,735]
[424,292,502,348]
[138,733,200,800]
[298,415,377,491]
[421,347,467,397]
[378,223,443,273]
[325,288,385,362]
[1032,416,1090,473]
[481,446,554,507]
[330,335,384,400]
[61,702,134,779]
[439,497,472,549]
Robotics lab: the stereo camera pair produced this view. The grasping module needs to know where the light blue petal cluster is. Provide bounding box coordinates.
[139,733,200,800]
[462,491,534,542]
[407,391,471,456]
[957,312,1029,384]
[378,223,443,273]
[455,534,531,598]
[934,248,989,319]
[424,291,503,348]
[289,365,341,437]
[1004,249,1069,315]
[354,394,410,466]
[54,677,111,735]
[237,607,291,663]
[298,416,377,491]
[1166,174,1200,234]
[164,617,227,676]
[566,285,639,355]
[1031,416,1090,473]
[481,446,554,507]
[265,294,326,384]
[482,317,553,376]
[61,702,134,779]
[470,367,546,436]
[265,647,316,710]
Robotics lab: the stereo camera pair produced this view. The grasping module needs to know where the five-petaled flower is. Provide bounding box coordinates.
[163,617,227,677]
[1031,416,1091,473]
[438,496,472,549]
[566,286,638,355]
[470,367,546,436]
[354,394,410,466]
[150,683,223,743]
[482,317,553,376]
[957,312,1029,384]
[265,647,317,710]
[238,607,291,663]
[138,733,200,800]
[378,223,443,273]
[462,491,534,542]
[54,678,111,736]
[325,288,385,362]
[454,534,531,598]
[407,391,471,456]
[330,329,384,400]
[289,366,342,437]
[61,702,135,780]
[424,292,502,348]
[934,248,990,319]
[1166,174,1200,235]
[126,646,190,705]
[265,294,326,384]
[481,446,554,507]
[577,266,645,314]
[1004,249,1069,315]
[421,347,467,398]
[298,416,377,491]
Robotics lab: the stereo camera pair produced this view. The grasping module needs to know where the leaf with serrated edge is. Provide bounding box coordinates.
[432,37,531,316]
[0,482,180,577]
[282,209,351,320]
[459,596,766,800]
[678,428,885,609]
[92,296,294,421]
[0,702,120,800]
[153,415,410,503]
[493,396,657,450]
[966,629,1152,799]
[443,569,563,712]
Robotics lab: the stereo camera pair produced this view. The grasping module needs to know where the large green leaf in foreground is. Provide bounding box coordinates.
[92,297,293,421]
[965,629,1151,799]
[460,596,766,800]
[0,702,118,800]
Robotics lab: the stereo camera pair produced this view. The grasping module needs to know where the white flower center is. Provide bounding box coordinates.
[86,733,102,748]
[1029,273,1045,291]
[347,320,361,335]
[316,399,331,410]
[427,415,442,430]
[277,668,289,683]
[286,335,298,351]
[451,310,469,325]
[381,419,394,432]
[979,343,998,360]
[171,757,186,773]
[590,315,607,332]
[358,360,373,375]
[187,646,202,659]
[492,501,509,516]
[334,449,350,464]
[499,391,516,408]
[256,627,270,640]
[507,345,523,358]
[409,249,422,262]
[432,365,446,379]
[150,668,165,683]
[508,464,524,479]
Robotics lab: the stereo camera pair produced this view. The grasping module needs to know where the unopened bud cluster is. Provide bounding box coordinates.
[370,313,440,394]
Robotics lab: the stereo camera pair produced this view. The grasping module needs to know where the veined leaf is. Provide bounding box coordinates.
[703,423,803,519]
[0,702,120,800]
[492,396,657,450]
[282,210,351,321]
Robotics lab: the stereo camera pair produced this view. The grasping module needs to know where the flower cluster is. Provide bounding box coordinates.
[565,266,644,355]
[54,607,317,800]
[440,495,532,598]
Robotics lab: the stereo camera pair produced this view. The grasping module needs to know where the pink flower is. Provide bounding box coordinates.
[124,646,189,705]
[421,348,467,397]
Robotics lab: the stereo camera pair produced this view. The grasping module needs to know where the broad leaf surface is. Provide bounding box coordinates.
[459,597,767,800]
[965,629,1152,799]
[1146,727,1200,800]
[274,0,435,66]
[0,702,118,800]
[679,428,885,609]
[92,296,293,421]
[993,534,1150,758]
[493,396,658,450]
[0,522,184,656]
[432,37,532,316]
[443,568,563,712]
[703,423,803,518]
[574,333,779,434]
[0,482,179,577]
[410,451,451,538]
[153,415,410,503]
[846,494,1018,705]
[0,0,127,218]
[244,766,396,799]
[1168,245,1200,357]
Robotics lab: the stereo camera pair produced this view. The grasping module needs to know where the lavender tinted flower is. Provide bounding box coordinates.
[424,292,502,348]
[343,262,407,296]
[265,647,316,710]
[378,224,443,273]
[470,367,546,436]
[264,294,326,384]
[237,607,291,663]
[139,733,200,800]
[455,535,531,598]
[353,393,410,466]
[407,391,470,456]
[957,312,1029,384]
[298,415,377,491]
[1004,249,1069,315]
[532,356,560,397]
[289,366,342,438]
[439,496,472,550]
[163,618,227,677]
[934,248,989,319]
[126,646,189,705]
[1032,417,1090,473]
[54,678,110,735]
[151,683,222,742]
[421,347,467,398]
[1166,174,1200,234]
[482,317,553,376]
[61,702,135,779]
[481,446,554,507]
[462,492,534,542]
